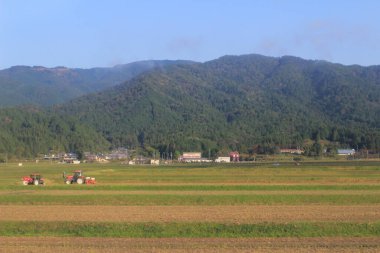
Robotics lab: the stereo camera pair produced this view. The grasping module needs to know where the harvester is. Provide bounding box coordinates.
[63,170,96,184]
[22,174,45,186]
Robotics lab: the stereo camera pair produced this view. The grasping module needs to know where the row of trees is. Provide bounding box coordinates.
[0,107,109,159]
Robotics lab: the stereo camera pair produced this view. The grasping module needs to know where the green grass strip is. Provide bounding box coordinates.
[0,194,380,205]
[3,184,380,191]
[0,221,379,238]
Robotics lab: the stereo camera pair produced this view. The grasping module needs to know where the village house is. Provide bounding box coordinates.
[179,152,212,163]
[280,148,304,155]
[215,157,230,163]
[229,151,240,162]
[337,149,356,156]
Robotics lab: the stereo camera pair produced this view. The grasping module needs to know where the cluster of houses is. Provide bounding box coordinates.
[43,152,80,164]
[84,148,129,163]
[43,148,130,164]
[44,147,358,165]
[279,148,356,156]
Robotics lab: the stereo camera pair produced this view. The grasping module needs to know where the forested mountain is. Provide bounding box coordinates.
[0,60,191,107]
[55,54,380,155]
[1,54,380,158]
[0,107,109,159]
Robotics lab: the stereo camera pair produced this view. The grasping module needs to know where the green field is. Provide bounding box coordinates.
[1,221,380,238]
[2,160,380,184]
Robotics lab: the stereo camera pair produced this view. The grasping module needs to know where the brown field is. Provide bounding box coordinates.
[1,205,380,223]
[1,237,380,253]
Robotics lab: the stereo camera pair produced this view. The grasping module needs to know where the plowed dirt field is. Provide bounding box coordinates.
[1,205,380,222]
[1,237,380,253]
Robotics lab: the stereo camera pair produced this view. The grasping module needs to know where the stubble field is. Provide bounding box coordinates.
[1,160,380,252]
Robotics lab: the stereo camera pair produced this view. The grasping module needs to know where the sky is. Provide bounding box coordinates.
[1,0,380,69]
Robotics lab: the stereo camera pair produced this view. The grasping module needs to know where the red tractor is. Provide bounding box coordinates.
[22,174,45,186]
[63,170,96,184]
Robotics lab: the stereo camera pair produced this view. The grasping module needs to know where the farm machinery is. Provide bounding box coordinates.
[22,174,45,186]
[63,170,96,184]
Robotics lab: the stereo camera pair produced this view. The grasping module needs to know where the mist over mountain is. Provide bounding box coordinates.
[0,60,192,107]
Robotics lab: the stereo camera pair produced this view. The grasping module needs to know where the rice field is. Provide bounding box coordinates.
[1,160,380,252]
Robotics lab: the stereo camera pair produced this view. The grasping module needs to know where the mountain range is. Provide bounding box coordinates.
[0,60,191,107]
[1,54,380,158]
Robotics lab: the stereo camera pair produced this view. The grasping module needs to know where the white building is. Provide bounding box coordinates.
[179,152,202,162]
[337,149,355,156]
[150,159,160,165]
[215,157,230,163]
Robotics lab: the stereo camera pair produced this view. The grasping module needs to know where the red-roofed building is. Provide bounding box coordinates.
[229,151,240,162]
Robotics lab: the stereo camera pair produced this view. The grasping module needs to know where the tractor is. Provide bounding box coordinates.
[22,174,45,186]
[63,170,96,184]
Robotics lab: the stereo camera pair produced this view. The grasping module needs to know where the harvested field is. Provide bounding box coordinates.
[1,237,380,253]
[1,161,380,251]
[1,205,380,222]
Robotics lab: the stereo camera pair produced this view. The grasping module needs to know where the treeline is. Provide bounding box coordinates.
[0,107,109,159]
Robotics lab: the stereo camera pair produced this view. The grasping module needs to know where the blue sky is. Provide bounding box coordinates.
[0,0,379,69]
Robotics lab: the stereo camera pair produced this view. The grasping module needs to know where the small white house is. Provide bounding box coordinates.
[150,159,160,165]
[337,149,355,156]
[215,157,230,163]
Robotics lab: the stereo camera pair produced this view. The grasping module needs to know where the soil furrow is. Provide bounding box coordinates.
[1,205,380,222]
[1,237,380,253]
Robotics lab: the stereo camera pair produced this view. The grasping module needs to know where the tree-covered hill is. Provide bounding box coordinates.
[0,107,109,159]
[55,54,380,155]
[1,54,380,158]
[0,60,192,107]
